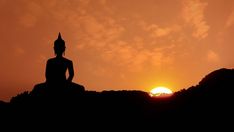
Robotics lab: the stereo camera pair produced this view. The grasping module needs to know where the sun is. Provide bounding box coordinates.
[150,86,173,97]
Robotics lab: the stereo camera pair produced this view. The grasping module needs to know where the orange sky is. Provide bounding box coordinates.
[1,0,234,101]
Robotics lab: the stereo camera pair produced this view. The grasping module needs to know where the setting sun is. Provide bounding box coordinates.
[150,86,173,97]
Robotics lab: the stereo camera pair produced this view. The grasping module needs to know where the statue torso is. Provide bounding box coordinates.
[46,57,72,84]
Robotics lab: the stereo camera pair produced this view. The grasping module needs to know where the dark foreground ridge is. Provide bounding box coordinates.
[0,68,234,128]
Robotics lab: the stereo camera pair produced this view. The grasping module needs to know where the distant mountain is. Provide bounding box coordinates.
[0,68,233,128]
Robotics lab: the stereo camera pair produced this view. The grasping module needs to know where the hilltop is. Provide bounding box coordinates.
[0,68,233,128]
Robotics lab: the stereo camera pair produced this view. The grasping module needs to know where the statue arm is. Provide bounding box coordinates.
[67,61,74,82]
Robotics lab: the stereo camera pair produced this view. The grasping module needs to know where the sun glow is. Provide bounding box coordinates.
[150,86,173,97]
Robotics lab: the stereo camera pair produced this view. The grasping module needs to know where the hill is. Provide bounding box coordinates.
[0,68,233,128]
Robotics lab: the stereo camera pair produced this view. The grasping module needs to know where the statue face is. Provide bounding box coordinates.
[54,46,65,56]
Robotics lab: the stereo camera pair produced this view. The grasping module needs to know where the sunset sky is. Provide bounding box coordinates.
[0,0,234,101]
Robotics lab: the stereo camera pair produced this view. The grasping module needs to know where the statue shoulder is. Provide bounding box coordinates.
[47,58,56,63]
[63,58,73,64]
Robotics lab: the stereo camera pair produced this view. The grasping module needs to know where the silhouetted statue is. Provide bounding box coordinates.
[46,33,74,86]
[31,33,84,95]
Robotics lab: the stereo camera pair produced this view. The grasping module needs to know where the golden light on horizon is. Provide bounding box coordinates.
[150,86,173,97]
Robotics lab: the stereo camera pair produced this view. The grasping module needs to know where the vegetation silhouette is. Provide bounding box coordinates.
[0,33,233,128]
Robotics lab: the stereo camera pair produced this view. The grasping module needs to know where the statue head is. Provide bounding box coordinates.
[54,32,66,56]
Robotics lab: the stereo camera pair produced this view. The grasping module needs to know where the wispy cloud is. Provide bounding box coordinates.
[19,13,38,28]
[206,50,220,63]
[14,47,25,55]
[226,10,234,28]
[100,38,175,73]
[182,0,210,39]
[18,1,44,28]
[141,22,181,38]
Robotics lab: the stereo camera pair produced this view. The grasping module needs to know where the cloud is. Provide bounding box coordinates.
[141,22,181,38]
[76,15,125,50]
[226,11,234,28]
[35,54,47,64]
[148,25,173,38]
[182,0,210,39]
[99,0,107,5]
[18,1,44,28]
[14,47,25,55]
[19,13,38,28]
[102,41,136,66]
[154,27,172,37]
[100,38,175,73]
[101,40,147,72]
[207,50,220,63]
